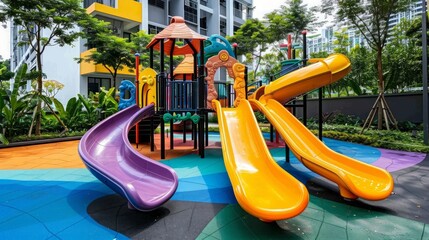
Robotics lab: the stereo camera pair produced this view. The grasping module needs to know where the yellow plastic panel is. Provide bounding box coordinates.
[213,99,308,221]
[140,68,157,107]
[251,99,394,201]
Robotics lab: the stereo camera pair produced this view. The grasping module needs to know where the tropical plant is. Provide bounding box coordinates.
[0,0,94,135]
[52,97,81,131]
[78,87,118,123]
[0,64,34,143]
[91,87,119,119]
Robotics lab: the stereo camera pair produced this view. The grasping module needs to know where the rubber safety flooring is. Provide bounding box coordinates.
[0,135,428,239]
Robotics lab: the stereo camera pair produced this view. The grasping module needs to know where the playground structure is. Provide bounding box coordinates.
[78,17,394,221]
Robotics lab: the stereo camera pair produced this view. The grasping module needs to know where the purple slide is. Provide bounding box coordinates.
[78,104,178,211]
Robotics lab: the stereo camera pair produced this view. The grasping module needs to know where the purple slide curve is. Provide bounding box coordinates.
[78,104,178,211]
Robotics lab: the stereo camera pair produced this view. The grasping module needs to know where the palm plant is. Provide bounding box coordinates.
[0,64,34,143]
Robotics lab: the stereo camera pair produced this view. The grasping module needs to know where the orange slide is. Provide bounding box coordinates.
[213,53,393,222]
[213,99,309,221]
[251,53,394,200]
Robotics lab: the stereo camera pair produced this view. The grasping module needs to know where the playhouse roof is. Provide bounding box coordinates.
[173,54,194,77]
[146,16,207,56]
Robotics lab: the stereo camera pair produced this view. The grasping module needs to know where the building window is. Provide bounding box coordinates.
[219,0,226,16]
[123,32,131,41]
[88,77,111,94]
[200,17,207,29]
[233,25,240,34]
[233,1,243,18]
[148,25,164,34]
[84,0,115,8]
[184,0,198,23]
[149,0,164,8]
[220,19,227,37]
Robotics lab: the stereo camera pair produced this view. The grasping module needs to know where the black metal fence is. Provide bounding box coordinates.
[294,93,425,123]
[155,78,237,112]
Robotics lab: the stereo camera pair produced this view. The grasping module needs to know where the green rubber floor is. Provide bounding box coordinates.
[198,195,428,240]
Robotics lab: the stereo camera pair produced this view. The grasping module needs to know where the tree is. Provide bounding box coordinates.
[131,30,155,68]
[406,11,429,46]
[265,0,318,43]
[347,45,377,95]
[258,52,282,81]
[384,18,422,93]
[333,28,350,55]
[336,0,409,130]
[330,28,352,96]
[79,32,135,89]
[227,19,270,79]
[0,0,91,135]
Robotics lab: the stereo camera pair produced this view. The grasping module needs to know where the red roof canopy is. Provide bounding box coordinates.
[146,17,207,56]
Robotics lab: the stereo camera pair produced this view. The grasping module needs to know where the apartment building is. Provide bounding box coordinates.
[10,0,253,104]
[307,0,425,56]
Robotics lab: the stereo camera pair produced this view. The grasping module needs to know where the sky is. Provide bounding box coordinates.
[0,0,321,60]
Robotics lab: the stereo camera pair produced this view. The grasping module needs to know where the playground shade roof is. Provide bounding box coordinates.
[173,54,194,78]
[146,16,207,56]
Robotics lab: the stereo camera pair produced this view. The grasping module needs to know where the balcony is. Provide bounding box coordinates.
[86,0,142,25]
[80,49,136,76]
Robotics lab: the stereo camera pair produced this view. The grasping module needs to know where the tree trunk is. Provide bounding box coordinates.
[34,30,43,136]
[376,48,384,130]
[254,54,262,80]
[113,72,117,90]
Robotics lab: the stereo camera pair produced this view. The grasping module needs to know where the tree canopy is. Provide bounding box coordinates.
[228,0,317,80]
[227,18,269,77]
[265,0,318,42]
[79,30,135,89]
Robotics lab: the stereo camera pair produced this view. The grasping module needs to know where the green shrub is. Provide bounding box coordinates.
[10,130,85,143]
[324,112,362,126]
[207,113,218,123]
[310,124,429,153]
[397,121,422,131]
[254,111,268,123]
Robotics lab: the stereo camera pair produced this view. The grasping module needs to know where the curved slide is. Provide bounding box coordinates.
[251,54,394,200]
[78,104,178,211]
[213,99,308,221]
